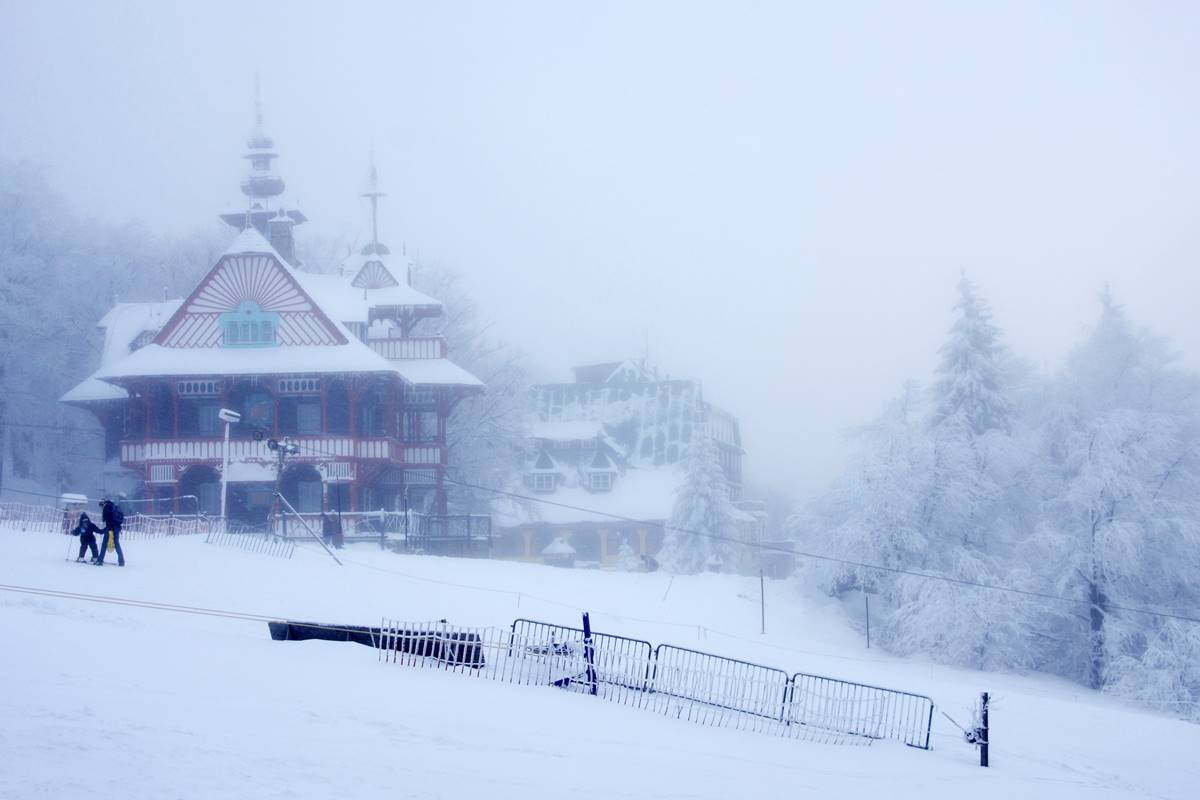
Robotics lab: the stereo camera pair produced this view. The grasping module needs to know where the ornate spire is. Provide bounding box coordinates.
[241,76,284,205]
[360,150,390,256]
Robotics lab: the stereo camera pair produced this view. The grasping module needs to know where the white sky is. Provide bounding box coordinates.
[3,1,1198,496]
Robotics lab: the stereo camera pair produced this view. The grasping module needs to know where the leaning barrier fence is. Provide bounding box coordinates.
[0,502,214,539]
[120,515,214,540]
[204,526,296,560]
[377,617,934,749]
[0,502,63,534]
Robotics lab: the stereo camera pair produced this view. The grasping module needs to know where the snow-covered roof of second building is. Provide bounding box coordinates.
[530,420,605,442]
[495,465,684,528]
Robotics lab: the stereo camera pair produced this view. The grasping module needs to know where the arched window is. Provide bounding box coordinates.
[149,383,174,438]
[180,465,221,516]
[326,380,350,434]
[220,301,280,348]
[357,380,390,437]
[281,464,323,513]
[227,381,275,438]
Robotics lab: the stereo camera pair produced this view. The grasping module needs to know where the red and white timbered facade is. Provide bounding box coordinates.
[64,146,482,526]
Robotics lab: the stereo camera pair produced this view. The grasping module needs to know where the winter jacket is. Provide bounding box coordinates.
[101,501,124,532]
[72,513,101,538]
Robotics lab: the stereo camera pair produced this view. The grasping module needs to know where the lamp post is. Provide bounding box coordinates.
[217,408,241,528]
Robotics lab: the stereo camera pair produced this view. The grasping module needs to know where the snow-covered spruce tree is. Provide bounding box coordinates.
[1030,290,1200,705]
[659,430,739,574]
[929,275,1011,435]
[881,277,1043,668]
[798,381,931,597]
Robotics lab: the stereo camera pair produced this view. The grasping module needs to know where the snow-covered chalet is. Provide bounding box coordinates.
[61,110,483,529]
[493,360,766,568]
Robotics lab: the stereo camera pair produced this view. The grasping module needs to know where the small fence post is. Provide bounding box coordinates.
[760,569,766,635]
[865,594,870,649]
[980,691,989,767]
[581,612,598,696]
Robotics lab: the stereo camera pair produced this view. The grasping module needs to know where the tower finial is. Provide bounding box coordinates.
[361,150,388,256]
[254,72,263,132]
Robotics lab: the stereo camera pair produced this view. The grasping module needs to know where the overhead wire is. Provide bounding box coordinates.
[283,439,1200,626]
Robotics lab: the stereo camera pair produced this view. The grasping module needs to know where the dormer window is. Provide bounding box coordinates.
[220,301,279,348]
[531,473,556,493]
[588,472,614,492]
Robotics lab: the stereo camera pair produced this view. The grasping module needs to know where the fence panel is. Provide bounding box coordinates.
[204,526,295,559]
[510,619,654,705]
[646,645,795,736]
[0,502,64,534]
[787,672,934,749]
[375,616,933,751]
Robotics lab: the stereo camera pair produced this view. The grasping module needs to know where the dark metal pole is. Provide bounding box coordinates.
[980,691,989,767]
[581,611,598,696]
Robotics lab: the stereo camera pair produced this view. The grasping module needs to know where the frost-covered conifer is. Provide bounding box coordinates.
[659,431,738,574]
[930,276,1011,435]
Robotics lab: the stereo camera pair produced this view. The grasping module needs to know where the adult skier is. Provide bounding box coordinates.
[97,499,125,567]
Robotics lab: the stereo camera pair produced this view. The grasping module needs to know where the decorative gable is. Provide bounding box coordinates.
[156,250,348,348]
[351,258,401,290]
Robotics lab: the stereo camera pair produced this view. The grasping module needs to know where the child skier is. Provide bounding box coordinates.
[70,512,101,563]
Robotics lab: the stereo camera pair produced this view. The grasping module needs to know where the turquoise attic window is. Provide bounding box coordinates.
[220,301,280,348]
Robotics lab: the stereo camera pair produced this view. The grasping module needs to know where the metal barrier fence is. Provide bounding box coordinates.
[121,514,215,540]
[0,502,63,534]
[1,501,215,540]
[377,616,934,749]
[510,618,654,706]
[649,644,794,736]
[787,672,934,748]
[204,526,295,559]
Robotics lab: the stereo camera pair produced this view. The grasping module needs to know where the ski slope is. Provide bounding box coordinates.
[1,529,1196,799]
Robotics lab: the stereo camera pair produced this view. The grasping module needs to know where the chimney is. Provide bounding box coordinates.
[268,210,296,265]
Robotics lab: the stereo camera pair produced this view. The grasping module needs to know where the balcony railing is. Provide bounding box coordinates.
[368,336,447,360]
[121,437,444,466]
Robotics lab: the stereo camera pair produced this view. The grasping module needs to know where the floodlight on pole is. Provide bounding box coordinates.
[218,408,241,525]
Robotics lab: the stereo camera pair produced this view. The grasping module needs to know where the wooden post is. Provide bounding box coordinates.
[980,691,989,767]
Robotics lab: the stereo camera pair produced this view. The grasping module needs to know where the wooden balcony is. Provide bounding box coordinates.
[121,437,445,467]
[368,336,447,360]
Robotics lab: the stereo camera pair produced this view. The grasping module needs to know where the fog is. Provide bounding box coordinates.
[3,0,1198,495]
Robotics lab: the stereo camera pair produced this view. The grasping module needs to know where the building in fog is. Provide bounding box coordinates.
[493,360,765,567]
[61,107,483,527]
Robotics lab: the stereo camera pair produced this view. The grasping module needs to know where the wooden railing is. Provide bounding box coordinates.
[368,336,446,360]
[121,437,443,466]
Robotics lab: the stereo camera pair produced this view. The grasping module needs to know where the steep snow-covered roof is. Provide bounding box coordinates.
[530,420,604,441]
[222,226,282,259]
[496,465,684,527]
[389,358,483,388]
[62,299,184,404]
[293,271,441,327]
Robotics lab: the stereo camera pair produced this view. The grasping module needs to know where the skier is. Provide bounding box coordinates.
[96,499,125,567]
[70,512,101,563]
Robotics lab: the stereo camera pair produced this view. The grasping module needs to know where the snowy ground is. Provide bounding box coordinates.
[1,529,1196,799]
